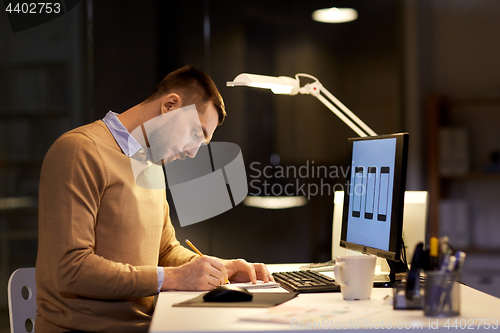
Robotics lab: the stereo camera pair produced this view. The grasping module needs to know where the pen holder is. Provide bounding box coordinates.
[423,270,460,317]
[393,282,423,310]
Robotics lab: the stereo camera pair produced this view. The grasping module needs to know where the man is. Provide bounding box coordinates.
[35,65,273,332]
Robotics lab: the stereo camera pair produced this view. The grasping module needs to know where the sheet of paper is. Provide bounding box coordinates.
[240,303,382,325]
[230,281,281,289]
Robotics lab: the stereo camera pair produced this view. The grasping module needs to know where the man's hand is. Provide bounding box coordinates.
[162,256,228,291]
[219,259,275,284]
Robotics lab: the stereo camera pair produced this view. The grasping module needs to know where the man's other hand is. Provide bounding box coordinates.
[219,259,275,284]
[162,256,228,291]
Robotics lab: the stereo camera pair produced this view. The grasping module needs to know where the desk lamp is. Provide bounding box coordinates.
[227,73,377,209]
[227,73,377,137]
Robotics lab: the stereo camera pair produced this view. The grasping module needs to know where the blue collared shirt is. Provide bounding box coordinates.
[102,111,165,293]
[102,111,143,157]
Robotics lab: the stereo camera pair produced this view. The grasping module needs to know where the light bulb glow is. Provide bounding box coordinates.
[227,73,299,95]
[243,196,307,209]
[312,7,358,23]
[248,83,294,94]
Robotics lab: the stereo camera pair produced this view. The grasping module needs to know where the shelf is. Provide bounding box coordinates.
[0,229,38,239]
[440,172,500,181]
[427,95,500,253]
[0,207,38,217]
[462,247,500,255]
[0,110,67,120]
[449,98,500,108]
[0,158,44,167]
[0,60,69,69]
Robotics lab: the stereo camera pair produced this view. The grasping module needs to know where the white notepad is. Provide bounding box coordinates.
[230,281,281,289]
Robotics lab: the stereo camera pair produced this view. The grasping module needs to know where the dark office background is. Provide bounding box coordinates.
[92,0,405,266]
[2,0,500,330]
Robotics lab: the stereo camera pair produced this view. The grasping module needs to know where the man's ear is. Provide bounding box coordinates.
[160,93,182,114]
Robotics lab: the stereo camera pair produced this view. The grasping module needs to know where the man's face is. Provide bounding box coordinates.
[145,101,219,165]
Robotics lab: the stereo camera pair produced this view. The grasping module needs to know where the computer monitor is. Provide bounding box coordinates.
[340,133,409,273]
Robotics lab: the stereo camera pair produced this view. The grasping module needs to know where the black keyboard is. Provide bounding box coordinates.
[272,270,341,293]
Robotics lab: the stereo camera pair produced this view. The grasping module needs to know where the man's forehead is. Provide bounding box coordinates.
[199,102,218,141]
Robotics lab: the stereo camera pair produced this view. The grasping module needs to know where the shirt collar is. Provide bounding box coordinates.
[102,111,143,157]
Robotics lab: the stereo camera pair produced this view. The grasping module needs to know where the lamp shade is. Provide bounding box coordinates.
[227,73,299,95]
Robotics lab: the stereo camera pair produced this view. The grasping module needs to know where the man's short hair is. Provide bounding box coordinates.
[145,65,226,125]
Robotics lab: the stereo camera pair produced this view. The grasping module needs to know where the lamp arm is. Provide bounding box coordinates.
[319,86,377,136]
[297,78,377,137]
[315,92,370,137]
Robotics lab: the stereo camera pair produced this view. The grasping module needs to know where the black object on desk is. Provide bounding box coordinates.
[173,291,298,308]
[203,285,253,302]
[272,270,341,293]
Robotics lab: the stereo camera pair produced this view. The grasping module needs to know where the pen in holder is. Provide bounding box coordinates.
[423,269,461,317]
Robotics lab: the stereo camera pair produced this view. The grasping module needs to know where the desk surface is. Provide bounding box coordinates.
[150,264,500,333]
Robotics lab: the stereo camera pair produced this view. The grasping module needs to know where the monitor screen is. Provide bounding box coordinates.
[340,133,409,261]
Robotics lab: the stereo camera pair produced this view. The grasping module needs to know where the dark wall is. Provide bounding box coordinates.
[93,0,159,119]
[90,0,403,263]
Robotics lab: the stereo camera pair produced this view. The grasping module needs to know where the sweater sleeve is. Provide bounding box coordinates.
[157,200,199,268]
[38,132,158,299]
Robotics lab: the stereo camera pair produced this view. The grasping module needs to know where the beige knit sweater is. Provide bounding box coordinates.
[35,120,197,332]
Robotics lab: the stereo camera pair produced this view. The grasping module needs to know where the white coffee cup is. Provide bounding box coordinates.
[333,255,377,300]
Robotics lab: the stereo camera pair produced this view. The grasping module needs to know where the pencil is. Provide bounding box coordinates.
[185,239,203,257]
[185,239,229,284]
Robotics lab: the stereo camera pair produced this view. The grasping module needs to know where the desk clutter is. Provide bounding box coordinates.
[395,236,466,317]
[152,264,500,332]
[175,237,466,313]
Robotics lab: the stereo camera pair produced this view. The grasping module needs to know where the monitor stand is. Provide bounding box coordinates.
[374,259,409,288]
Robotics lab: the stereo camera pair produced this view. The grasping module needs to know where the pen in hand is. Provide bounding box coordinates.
[185,239,230,285]
[185,239,203,257]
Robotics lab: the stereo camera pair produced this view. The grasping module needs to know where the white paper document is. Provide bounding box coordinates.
[230,281,281,289]
[240,303,381,325]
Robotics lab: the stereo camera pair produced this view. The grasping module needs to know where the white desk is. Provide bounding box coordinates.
[150,264,500,332]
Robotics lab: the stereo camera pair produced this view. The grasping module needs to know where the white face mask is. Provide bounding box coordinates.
[141,104,205,166]
[127,105,248,226]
